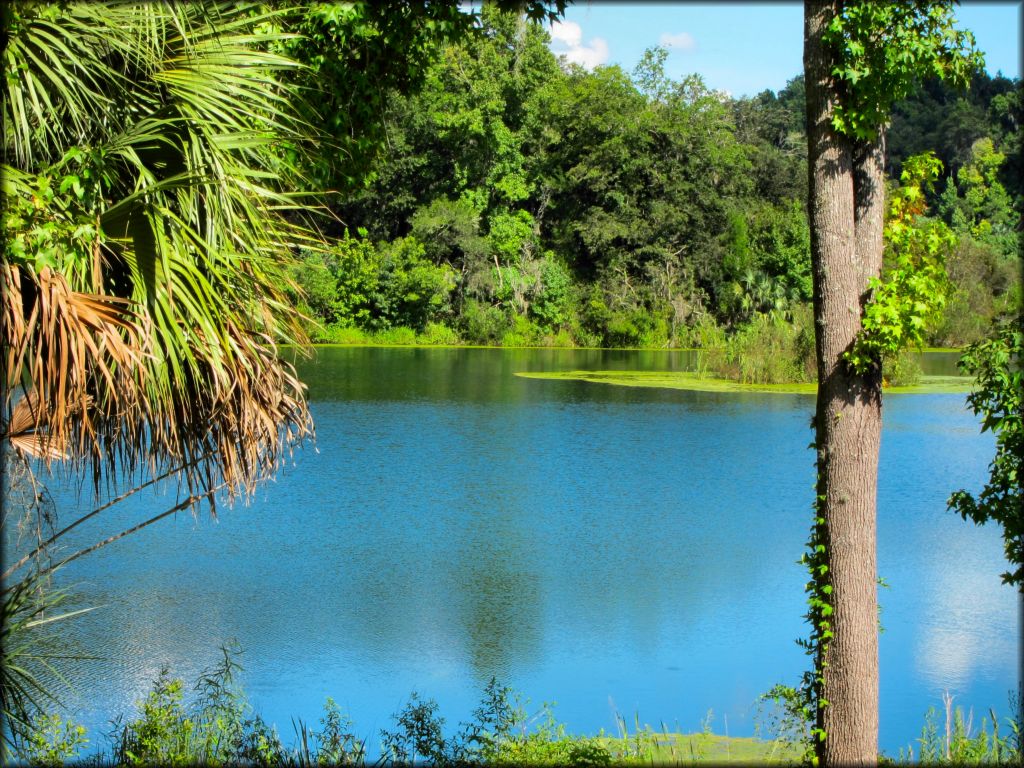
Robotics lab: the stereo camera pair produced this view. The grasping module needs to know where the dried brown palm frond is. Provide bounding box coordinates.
[3,389,73,461]
[2,264,148,464]
[129,320,314,508]
[1,260,314,512]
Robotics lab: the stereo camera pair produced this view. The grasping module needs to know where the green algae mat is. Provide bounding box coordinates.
[516,370,973,395]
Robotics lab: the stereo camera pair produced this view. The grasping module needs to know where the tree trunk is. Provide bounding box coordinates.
[804,1,882,764]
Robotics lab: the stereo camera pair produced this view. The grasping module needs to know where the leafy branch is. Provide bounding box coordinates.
[948,319,1023,587]
[847,152,954,373]
[824,1,983,140]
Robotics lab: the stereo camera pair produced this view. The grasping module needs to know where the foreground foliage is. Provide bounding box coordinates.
[13,652,1021,766]
[1,3,319,498]
[847,153,954,374]
[948,318,1024,587]
[0,4,330,752]
[0,1,575,758]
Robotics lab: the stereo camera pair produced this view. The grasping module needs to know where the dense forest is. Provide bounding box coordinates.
[2,2,1021,764]
[289,8,1021,371]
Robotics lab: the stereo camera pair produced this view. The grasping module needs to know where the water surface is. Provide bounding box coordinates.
[31,347,1016,756]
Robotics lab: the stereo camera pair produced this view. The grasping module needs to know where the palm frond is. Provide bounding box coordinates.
[3,2,319,506]
[3,3,123,166]
[1,264,148,463]
[0,570,85,757]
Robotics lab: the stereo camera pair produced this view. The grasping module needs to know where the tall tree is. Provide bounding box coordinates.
[274,0,566,203]
[802,1,980,763]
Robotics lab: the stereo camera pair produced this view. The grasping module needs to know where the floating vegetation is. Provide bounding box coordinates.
[515,371,974,395]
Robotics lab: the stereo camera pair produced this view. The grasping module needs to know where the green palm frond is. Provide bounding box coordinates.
[3,3,123,166]
[2,2,322,513]
[1,5,331,753]
[0,570,98,757]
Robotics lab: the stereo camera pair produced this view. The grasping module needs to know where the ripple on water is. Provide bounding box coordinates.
[25,348,1013,758]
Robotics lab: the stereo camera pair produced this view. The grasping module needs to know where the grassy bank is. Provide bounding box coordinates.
[310,325,689,352]
[312,323,576,349]
[309,320,969,355]
[308,324,966,391]
[597,731,802,763]
[309,334,961,356]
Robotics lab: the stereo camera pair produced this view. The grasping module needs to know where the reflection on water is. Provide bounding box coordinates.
[18,347,1015,757]
[917,526,1015,689]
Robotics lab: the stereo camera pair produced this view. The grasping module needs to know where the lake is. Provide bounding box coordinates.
[30,347,1017,757]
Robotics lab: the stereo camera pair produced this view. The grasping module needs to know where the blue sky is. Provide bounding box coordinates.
[546,2,1021,97]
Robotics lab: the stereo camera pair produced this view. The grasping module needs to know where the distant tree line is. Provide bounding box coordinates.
[289,8,1020,352]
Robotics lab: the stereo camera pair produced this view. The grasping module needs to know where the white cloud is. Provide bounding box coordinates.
[564,37,610,69]
[550,19,583,47]
[659,32,696,52]
[549,20,609,70]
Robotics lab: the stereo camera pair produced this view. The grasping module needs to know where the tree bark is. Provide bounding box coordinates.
[804,1,882,764]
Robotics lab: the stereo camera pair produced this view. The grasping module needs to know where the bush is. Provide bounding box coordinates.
[488,210,536,264]
[461,300,511,345]
[698,307,816,384]
[111,648,288,767]
[290,253,339,328]
[114,672,197,765]
[318,232,382,329]
[501,315,540,347]
[375,326,418,346]
[317,324,370,344]
[374,237,457,332]
[378,679,614,767]
[538,329,575,348]
[418,322,462,346]
[882,347,923,387]
[601,309,668,349]
[580,287,613,343]
[686,315,729,376]
[639,315,670,349]
[530,256,573,332]
[293,234,458,335]
[309,697,365,765]
[23,713,88,767]
[756,684,813,764]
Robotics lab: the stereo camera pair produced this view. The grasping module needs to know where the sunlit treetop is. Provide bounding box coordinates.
[824,0,985,140]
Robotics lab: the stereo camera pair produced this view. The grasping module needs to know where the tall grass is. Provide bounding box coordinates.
[887,691,1022,765]
[14,658,790,766]
[697,307,816,384]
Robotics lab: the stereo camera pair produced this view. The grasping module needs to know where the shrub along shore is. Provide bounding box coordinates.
[21,654,1020,766]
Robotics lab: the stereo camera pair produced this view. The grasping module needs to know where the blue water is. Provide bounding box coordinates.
[22,347,1017,756]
